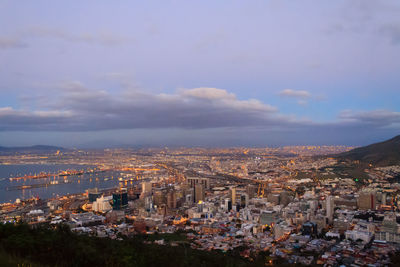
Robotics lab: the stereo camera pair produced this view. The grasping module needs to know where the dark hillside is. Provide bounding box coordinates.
[336,135,400,166]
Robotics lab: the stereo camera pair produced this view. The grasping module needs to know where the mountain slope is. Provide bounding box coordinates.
[337,135,400,166]
[0,145,65,154]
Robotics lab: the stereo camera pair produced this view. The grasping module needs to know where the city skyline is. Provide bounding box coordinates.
[1,1,400,147]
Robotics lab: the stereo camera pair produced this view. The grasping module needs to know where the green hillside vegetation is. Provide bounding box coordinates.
[0,223,281,267]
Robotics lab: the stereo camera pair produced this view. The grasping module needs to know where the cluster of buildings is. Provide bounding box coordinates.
[1,147,400,265]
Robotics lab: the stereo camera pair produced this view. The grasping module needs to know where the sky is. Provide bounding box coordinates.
[0,0,399,148]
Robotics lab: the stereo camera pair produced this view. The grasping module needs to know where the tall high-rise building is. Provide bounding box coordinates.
[92,195,112,213]
[358,190,376,210]
[224,198,232,211]
[197,201,204,212]
[240,193,248,208]
[88,188,101,203]
[185,187,194,204]
[195,184,205,203]
[230,187,237,204]
[112,189,128,210]
[153,188,166,207]
[144,196,153,211]
[326,196,334,223]
[167,190,177,209]
[246,184,257,199]
[382,193,387,206]
[142,182,152,195]
[185,193,193,204]
[187,177,210,190]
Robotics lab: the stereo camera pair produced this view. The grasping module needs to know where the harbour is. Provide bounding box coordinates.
[0,164,121,203]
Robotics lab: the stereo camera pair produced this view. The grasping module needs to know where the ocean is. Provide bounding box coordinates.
[0,164,123,203]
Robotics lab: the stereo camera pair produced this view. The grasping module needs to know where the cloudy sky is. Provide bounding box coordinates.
[0,0,399,147]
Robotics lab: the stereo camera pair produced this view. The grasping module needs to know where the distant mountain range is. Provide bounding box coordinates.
[0,145,66,154]
[336,135,400,166]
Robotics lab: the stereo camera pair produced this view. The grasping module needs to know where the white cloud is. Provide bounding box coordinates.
[180,87,276,112]
[279,89,311,99]
[181,87,235,100]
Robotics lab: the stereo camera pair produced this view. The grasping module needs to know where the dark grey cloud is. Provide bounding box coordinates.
[322,1,400,46]
[22,26,131,46]
[0,84,282,131]
[379,24,400,45]
[0,107,73,131]
[0,26,131,49]
[339,110,400,126]
[1,83,399,141]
